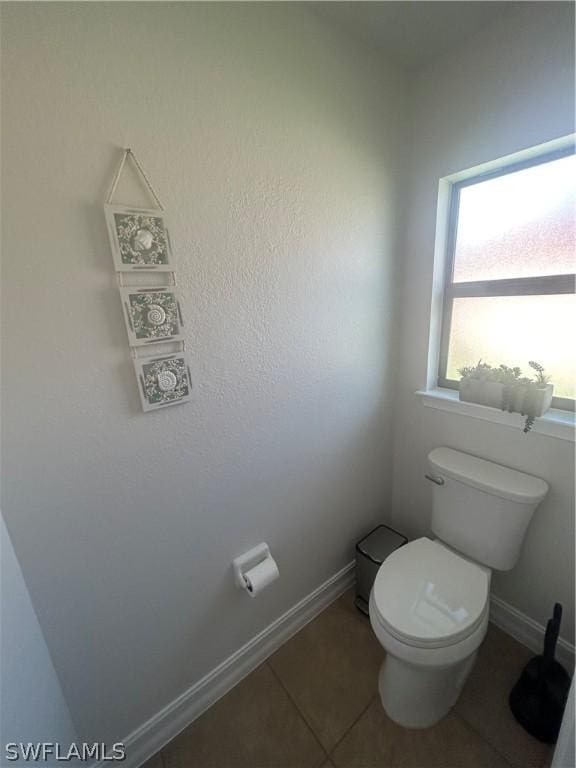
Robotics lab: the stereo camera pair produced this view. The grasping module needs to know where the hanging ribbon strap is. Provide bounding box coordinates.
[106,148,165,210]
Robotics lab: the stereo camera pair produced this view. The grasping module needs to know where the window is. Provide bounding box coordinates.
[438,147,576,411]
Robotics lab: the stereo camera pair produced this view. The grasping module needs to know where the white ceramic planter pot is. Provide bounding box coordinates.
[507,383,554,417]
[459,378,504,409]
[459,378,554,417]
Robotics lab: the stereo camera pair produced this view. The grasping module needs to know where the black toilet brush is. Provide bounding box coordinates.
[509,603,571,743]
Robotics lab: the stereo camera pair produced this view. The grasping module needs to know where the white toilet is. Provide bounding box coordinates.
[369,447,548,729]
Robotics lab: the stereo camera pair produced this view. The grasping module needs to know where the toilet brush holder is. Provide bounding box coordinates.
[509,603,570,743]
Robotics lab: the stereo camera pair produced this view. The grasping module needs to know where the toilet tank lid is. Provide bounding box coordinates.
[428,448,549,504]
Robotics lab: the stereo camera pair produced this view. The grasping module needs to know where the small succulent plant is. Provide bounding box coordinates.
[528,360,551,386]
[458,360,534,386]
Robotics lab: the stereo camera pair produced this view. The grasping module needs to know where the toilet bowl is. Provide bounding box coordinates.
[369,537,490,728]
[369,447,549,728]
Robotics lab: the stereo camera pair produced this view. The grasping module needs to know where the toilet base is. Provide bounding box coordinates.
[378,651,477,729]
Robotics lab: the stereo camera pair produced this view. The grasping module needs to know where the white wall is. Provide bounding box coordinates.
[552,676,575,768]
[0,515,78,760]
[0,3,407,745]
[391,2,575,643]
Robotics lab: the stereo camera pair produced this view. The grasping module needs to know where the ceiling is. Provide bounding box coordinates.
[311,2,526,72]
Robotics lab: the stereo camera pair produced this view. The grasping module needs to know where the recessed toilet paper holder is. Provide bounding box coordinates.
[232,542,272,589]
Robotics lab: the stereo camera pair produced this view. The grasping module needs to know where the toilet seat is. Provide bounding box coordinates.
[371,537,489,650]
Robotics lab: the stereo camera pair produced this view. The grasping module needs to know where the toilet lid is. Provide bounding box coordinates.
[372,538,489,648]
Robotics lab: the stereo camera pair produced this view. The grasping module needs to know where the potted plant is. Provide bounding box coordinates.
[458,360,553,433]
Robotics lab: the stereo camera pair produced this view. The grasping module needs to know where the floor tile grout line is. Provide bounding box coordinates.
[267,593,381,764]
[326,693,379,761]
[452,709,522,768]
[265,659,330,765]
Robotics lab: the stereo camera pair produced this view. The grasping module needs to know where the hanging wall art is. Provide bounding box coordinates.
[105,204,174,271]
[104,148,191,412]
[134,353,192,411]
[120,286,184,346]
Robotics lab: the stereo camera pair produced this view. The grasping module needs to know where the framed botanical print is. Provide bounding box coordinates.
[134,353,192,411]
[104,204,174,271]
[120,287,184,346]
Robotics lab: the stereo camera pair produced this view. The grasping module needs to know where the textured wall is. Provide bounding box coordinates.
[1,3,407,743]
[0,515,78,757]
[391,2,576,643]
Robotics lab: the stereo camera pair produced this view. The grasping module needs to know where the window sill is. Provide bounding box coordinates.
[415,388,575,443]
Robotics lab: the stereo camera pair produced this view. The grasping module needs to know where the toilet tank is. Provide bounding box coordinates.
[427,448,548,571]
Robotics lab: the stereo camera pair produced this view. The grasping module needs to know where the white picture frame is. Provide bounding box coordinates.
[104,204,174,271]
[120,286,184,347]
[133,353,192,411]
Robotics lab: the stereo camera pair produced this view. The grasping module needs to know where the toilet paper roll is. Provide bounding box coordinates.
[243,557,279,598]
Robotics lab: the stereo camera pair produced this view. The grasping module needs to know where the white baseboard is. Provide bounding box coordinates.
[93,561,355,768]
[490,595,575,671]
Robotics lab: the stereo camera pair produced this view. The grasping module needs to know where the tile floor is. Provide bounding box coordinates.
[144,590,554,768]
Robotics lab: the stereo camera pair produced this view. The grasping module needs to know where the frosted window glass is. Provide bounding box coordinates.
[453,155,576,282]
[446,294,576,400]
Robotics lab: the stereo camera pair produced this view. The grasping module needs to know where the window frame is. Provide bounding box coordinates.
[438,145,576,412]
